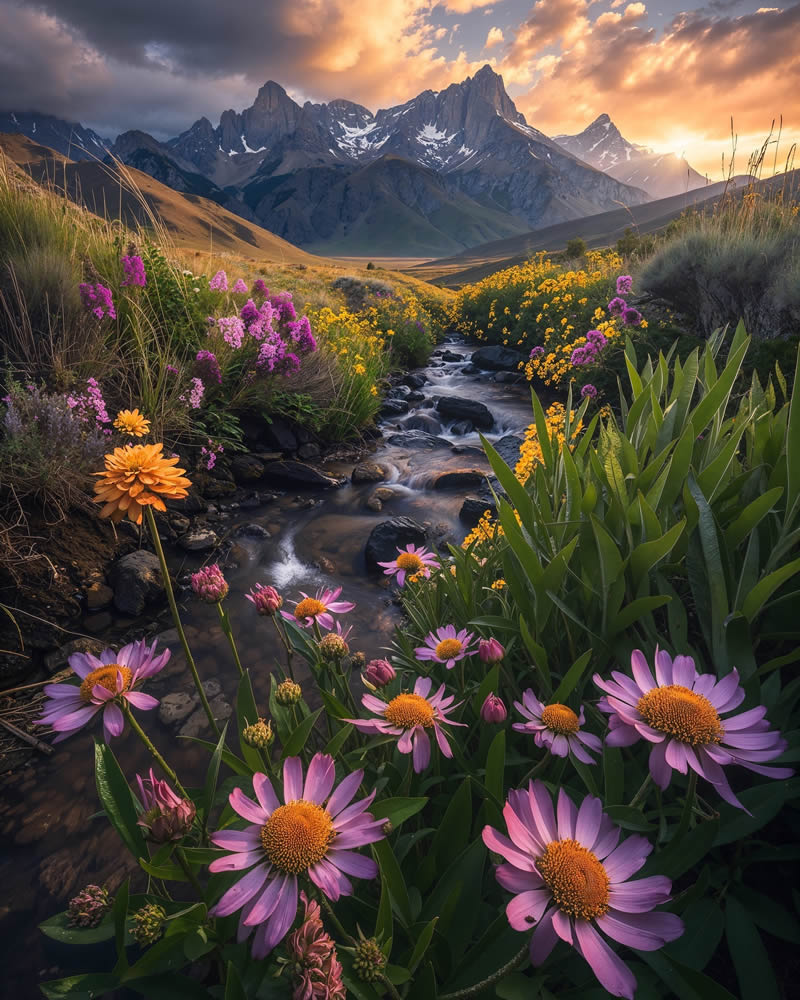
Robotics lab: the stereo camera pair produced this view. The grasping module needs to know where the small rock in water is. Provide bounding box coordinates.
[179,528,219,552]
[390,384,411,399]
[471,345,525,371]
[159,692,195,727]
[316,556,336,574]
[297,443,320,460]
[109,551,163,615]
[386,430,449,449]
[266,461,343,489]
[404,374,427,389]
[231,454,265,483]
[404,413,442,434]
[381,398,410,416]
[460,496,497,525]
[494,371,525,385]
[438,350,463,362]
[365,516,427,568]
[436,396,494,431]
[352,462,386,483]
[234,523,271,539]
[406,390,426,404]
[450,420,473,436]
[432,469,486,490]
[366,487,395,512]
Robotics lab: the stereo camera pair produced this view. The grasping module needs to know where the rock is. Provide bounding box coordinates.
[168,486,207,515]
[450,420,473,436]
[380,398,410,416]
[265,461,343,489]
[234,522,271,539]
[169,513,191,533]
[438,349,463,362]
[390,384,411,399]
[44,638,107,675]
[404,413,442,434]
[85,582,113,611]
[461,364,480,375]
[178,695,232,739]
[493,435,524,468]
[231,454,265,483]
[404,374,427,389]
[83,612,112,633]
[202,478,237,499]
[262,418,298,453]
[316,556,336,574]
[436,396,494,431]
[179,528,219,552]
[460,496,497,524]
[159,692,195,726]
[432,469,487,490]
[367,486,395,511]
[365,516,427,569]
[406,390,426,404]
[494,371,525,384]
[200,679,223,700]
[297,443,321,460]
[366,495,383,512]
[386,431,450,449]
[352,462,386,483]
[109,550,163,615]
[471,345,525,371]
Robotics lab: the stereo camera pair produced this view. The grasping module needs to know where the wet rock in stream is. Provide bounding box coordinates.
[386,430,450,449]
[108,551,163,615]
[471,345,526,371]
[365,516,427,568]
[265,461,344,489]
[432,469,487,490]
[435,395,494,430]
[352,462,387,483]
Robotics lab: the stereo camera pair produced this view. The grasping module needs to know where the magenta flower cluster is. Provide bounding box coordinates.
[195,349,222,385]
[79,282,116,321]
[180,377,205,410]
[571,329,607,366]
[232,278,248,294]
[608,276,643,327]
[209,269,228,292]
[200,438,224,469]
[121,255,147,288]
[529,345,545,360]
[66,377,110,428]
[581,383,598,399]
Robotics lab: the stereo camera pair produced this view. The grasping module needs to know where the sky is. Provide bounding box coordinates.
[0,1,797,177]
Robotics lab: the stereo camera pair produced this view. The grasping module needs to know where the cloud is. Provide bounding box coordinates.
[439,0,495,11]
[485,25,504,47]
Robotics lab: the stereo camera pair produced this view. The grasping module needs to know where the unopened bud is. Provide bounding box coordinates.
[352,933,387,982]
[243,718,274,749]
[381,820,394,836]
[319,632,349,661]
[480,692,507,724]
[131,904,167,947]
[363,659,395,689]
[190,564,228,603]
[246,583,283,615]
[275,679,302,705]
[67,885,111,928]
[479,638,505,664]
[349,651,366,670]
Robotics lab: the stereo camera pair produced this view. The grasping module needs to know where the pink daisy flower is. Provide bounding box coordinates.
[377,544,440,586]
[483,782,683,999]
[208,754,384,958]
[346,676,466,772]
[281,587,355,630]
[35,639,168,743]
[513,690,602,764]
[415,624,476,670]
[594,649,792,810]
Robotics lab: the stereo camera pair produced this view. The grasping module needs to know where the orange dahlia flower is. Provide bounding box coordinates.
[94,443,191,524]
[113,408,151,437]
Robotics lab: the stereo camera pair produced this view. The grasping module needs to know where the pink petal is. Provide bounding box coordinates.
[552,909,572,944]
[414,675,432,698]
[654,649,674,686]
[283,756,304,802]
[482,825,538,871]
[433,722,453,758]
[303,753,336,804]
[496,863,544,893]
[327,848,378,880]
[575,795,603,849]
[124,691,158,711]
[605,724,640,748]
[604,835,651,882]
[507,889,551,931]
[529,906,559,965]
[648,739,673,789]
[556,788,577,840]
[598,910,684,950]
[412,728,431,772]
[327,769,364,817]
[255,874,298,955]
[630,650,656,694]
[309,857,352,900]
[102,703,125,740]
[252,773,279,816]
[210,864,269,917]
[664,739,690,774]
[528,781,557,844]
[243,871,285,926]
[209,849,263,872]
[574,920,637,999]
[211,828,261,852]
[671,655,696,688]
[609,876,672,912]
[230,787,268,825]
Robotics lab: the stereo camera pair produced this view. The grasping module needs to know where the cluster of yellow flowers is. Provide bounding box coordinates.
[309,305,388,396]
[515,402,583,485]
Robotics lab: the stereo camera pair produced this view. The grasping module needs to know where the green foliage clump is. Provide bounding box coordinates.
[565,236,587,258]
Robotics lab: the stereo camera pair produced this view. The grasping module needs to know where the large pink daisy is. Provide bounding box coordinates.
[36,639,168,743]
[594,649,792,809]
[377,544,440,586]
[415,625,476,670]
[281,587,355,630]
[483,782,683,999]
[208,754,384,958]
[513,690,602,764]
[346,676,466,772]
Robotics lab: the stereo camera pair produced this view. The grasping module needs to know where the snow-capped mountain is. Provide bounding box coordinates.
[555,114,707,200]
[0,111,109,161]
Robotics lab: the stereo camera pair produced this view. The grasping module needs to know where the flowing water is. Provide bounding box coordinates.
[0,341,533,991]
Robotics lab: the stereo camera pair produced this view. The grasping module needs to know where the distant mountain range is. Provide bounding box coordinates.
[555,114,707,201]
[0,68,710,256]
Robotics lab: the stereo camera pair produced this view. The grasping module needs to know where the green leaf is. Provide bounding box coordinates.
[318,687,351,720]
[786,342,800,521]
[40,974,119,998]
[741,557,800,621]
[603,748,624,805]
[112,878,129,974]
[630,520,686,589]
[39,911,115,945]
[375,867,393,942]
[369,797,428,828]
[372,839,412,926]
[417,777,472,891]
[550,650,593,704]
[687,475,728,666]
[530,387,554,471]
[604,805,655,831]
[480,435,533,526]
[180,737,250,777]
[224,961,247,1000]
[485,730,506,807]
[323,722,353,757]
[138,858,189,883]
[236,671,263,772]
[95,742,148,862]
[280,707,323,759]
[654,818,719,879]
[725,897,780,1000]
[724,487,783,549]
[690,334,750,438]
[203,722,228,823]
[408,918,438,974]
[610,596,671,635]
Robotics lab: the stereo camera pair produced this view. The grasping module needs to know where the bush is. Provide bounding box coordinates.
[565,236,586,258]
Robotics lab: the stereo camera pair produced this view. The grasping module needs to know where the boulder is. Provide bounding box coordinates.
[179,528,219,552]
[201,478,237,499]
[437,349,463,362]
[168,486,207,515]
[404,374,427,389]
[265,461,343,489]
[159,692,195,727]
[297,443,321,460]
[460,496,497,524]
[381,398,410,417]
[494,371,525,384]
[432,469,487,490]
[365,516,427,569]
[493,435,524,468]
[436,396,494,431]
[386,431,450,450]
[231,454,265,483]
[366,486,396,512]
[262,418,299,453]
[352,462,386,483]
[390,384,411,399]
[404,413,442,434]
[471,346,525,371]
[109,550,164,615]
[85,582,113,611]
[234,523,271,539]
[406,390,426,404]
[450,420,473,436]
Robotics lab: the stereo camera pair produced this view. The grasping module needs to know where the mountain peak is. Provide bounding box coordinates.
[590,113,612,127]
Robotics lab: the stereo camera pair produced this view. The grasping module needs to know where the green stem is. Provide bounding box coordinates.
[271,615,295,680]
[217,603,244,677]
[629,774,653,810]
[175,846,205,899]
[519,753,551,787]
[379,975,404,1000]
[673,771,698,843]
[438,942,529,999]
[144,506,219,736]
[123,703,189,800]
[318,895,355,945]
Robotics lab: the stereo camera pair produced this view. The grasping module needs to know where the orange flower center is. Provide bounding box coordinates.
[396,552,424,572]
[260,801,334,873]
[637,684,723,746]
[79,664,133,703]
[384,693,435,729]
[537,839,610,920]
[435,638,463,660]
[541,703,580,735]
[294,598,326,620]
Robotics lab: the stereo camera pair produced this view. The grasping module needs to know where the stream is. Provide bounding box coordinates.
[0,339,534,992]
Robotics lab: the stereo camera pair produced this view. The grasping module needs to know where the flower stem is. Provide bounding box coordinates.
[519,753,551,786]
[145,506,219,736]
[318,894,355,945]
[123,702,189,799]
[271,616,295,680]
[217,602,244,677]
[674,771,698,843]
[175,845,205,899]
[438,942,529,999]
[629,774,653,810]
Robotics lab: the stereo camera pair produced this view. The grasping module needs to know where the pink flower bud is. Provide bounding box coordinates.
[246,583,283,615]
[190,564,228,603]
[135,769,196,842]
[481,693,507,724]
[479,638,505,664]
[363,659,395,688]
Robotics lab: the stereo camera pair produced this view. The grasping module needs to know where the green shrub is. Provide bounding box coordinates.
[565,236,586,258]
